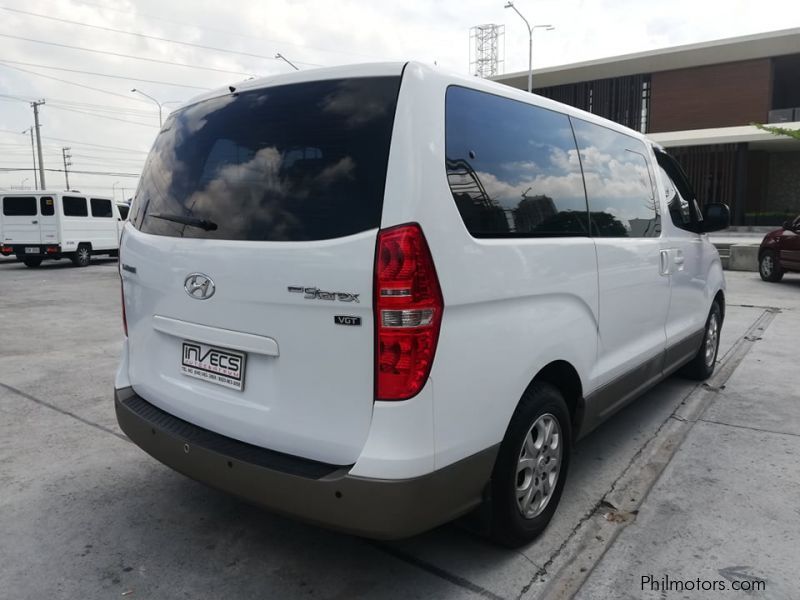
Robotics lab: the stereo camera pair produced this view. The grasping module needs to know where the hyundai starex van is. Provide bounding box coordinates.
[115,62,729,546]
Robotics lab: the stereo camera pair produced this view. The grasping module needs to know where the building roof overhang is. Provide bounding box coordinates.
[647,122,800,150]
[492,28,800,89]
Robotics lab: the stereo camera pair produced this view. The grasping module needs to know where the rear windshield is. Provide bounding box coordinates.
[131,76,401,241]
[3,196,37,216]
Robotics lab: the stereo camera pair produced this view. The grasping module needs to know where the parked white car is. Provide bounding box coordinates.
[115,62,729,546]
[1,192,123,267]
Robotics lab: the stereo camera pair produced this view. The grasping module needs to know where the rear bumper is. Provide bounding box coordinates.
[5,244,62,258]
[115,387,497,539]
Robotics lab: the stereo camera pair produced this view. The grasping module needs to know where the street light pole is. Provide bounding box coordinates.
[131,88,163,127]
[22,127,38,190]
[275,53,300,71]
[504,2,554,93]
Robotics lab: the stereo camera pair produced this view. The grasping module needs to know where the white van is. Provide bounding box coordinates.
[115,63,729,546]
[1,192,123,267]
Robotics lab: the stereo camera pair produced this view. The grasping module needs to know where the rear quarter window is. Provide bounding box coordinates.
[132,76,401,241]
[3,196,37,216]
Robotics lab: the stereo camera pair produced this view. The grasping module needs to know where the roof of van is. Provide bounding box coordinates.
[0,191,114,198]
[175,61,652,146]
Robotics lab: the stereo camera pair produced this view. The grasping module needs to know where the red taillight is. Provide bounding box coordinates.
[374,223,443,400]
[45,245,59,254]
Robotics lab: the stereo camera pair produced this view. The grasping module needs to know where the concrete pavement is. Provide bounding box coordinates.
[572,284,800,600]
[0,260,797,599]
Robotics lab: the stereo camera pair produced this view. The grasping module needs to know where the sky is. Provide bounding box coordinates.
[0,0,798,199]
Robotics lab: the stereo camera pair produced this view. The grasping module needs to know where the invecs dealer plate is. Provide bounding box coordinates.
[181,341,246,391]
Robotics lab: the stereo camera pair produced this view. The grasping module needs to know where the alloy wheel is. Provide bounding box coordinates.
[515,413,562,519]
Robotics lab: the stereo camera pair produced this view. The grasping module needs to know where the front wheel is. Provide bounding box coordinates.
[71,245,91,267]
[759,250,783,282]
[680,301,722,381]
[488,382,571,547]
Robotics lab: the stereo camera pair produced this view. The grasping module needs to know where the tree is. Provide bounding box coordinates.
[752,122,800,141]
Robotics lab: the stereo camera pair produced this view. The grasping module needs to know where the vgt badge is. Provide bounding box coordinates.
[184,273,215,300]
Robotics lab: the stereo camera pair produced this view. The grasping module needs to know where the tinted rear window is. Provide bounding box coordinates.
[131,76,401,241]
[3,196,37,216]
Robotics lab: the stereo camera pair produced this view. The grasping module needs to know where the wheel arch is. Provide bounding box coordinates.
[713,288,725,322]
[524,360,584,442]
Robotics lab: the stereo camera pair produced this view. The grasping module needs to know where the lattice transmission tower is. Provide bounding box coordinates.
[469,24,505,78]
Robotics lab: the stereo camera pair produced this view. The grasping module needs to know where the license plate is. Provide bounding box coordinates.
[181,341,246,391]
[25,247,39,254]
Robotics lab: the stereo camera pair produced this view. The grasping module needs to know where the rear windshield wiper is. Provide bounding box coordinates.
[148,213,218,231]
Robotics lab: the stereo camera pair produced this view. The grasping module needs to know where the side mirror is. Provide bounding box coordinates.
[700,202,730,233]
[782,221,791,230]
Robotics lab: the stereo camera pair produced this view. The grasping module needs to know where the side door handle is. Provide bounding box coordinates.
[659,249,670,276]
[31,220,38,224]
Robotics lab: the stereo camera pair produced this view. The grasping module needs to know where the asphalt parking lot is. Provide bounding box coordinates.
[1,257,798,599]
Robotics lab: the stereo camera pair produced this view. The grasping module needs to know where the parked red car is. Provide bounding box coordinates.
[759,215,800,282]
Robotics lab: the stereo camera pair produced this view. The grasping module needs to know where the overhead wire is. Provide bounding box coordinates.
[0,59,214,90]
[0,62,161,104]
[0,33,257,77]
[0,6,324,67]
[71,0,395,62]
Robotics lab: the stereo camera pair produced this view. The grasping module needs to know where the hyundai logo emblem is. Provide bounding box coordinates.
[184,273,215,300]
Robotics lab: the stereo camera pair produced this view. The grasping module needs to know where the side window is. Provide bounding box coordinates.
[63,196,88,217]
[117,204,130,220]
[655,150,702,231]
[2,196,37,216]
[90,198,113,218]
[657,165,692,228]
[445,86,589,237]
[40,197,55,216]
[571,118,660,238]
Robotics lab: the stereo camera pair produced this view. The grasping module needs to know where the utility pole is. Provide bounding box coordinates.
[31,100,46,189]
[22,127,38,190]
[62,147,72,190]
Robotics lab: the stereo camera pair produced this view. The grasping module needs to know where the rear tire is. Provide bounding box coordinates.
[488,382,571,547]
[759,250,783,282]
[71,244,91,267]
[23,257,42,268]
[680,301,722,381]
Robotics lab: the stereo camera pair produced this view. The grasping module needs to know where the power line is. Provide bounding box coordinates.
[0,6,324,67]
[0,129,149,154]
[47,104,158,128]
[0,167,140,177]
[0,93,176,118]
[0,59,213,90]
[0,33,257,77]
[0,61,161,104]
[72,0,394,62]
